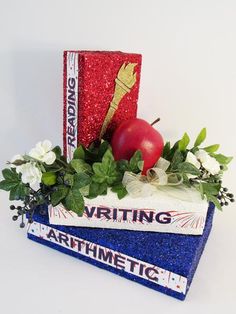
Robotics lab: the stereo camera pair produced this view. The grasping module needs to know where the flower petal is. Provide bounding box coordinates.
[41,140,52,153]
[186,152,201,169]
[42,151,56,165]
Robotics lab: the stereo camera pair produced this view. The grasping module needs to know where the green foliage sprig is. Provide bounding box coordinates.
[162,128,234,210]
[0,141,143,226]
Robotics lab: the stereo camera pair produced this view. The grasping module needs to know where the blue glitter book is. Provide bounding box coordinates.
[27,203,214,300]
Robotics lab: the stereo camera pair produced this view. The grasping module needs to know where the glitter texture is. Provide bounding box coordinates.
[28,203,215,300]
[63,51,142,154]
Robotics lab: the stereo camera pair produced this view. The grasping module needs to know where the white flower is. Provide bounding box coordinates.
[17,162,42,191]
[195,149,220,175]
[29,140,56,165]
[10,154,24,168]
[195,150,209,164]
[186,152,201,169]
[201,155,220,175]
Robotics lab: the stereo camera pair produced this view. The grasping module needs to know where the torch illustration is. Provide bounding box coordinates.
[99,62,137,139]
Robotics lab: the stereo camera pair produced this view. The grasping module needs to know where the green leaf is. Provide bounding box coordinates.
[201,182,221,196]
[204,144,220,153]
[162,142,171,159]
[9,183,28,201]
[178,133,190,152]
[97,141,110,160]
[50,185,69,206]
[129,150,143,173]
[205,193,222,210]
[88,182,108,198]
[117,160,129,173]
[42,172,57,186]
[182,173,191,187]
[166,141,180,161]
[70,159,92,174]
[62,188,84,216]
[111,184,128,199]
[92,149,121,186]
[171,150,184,170]
[0,180,19,191]
[73,173,91,189]
[64,173,74,186]
[2,168,19,181]
[102,149,114,165]
[52,146,62,158]
[177,162,201,176]
[73,145,85,160]
[212,154,233,165]
[194,128,206,147]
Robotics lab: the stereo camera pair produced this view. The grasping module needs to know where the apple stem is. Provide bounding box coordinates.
[150,117,161,126]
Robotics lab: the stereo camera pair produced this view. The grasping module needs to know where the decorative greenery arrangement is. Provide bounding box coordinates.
[0,129,233,227]
[162,128,234,210]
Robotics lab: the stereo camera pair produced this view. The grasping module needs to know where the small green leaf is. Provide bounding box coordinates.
[0,180,19,191]
[162,142,171,159]
[62,188,84,216]
[102,149,114,165]
[64,173,74,186]
[9,184,27,201]
[52,146,62,158]
[204,144,220,153]
[212,154,233,165]
[50,185,69,206]
[178,133,190,152]
[70,159,92,174]
[92,149,120,186]
[97,141,110,160]
[73,173,91,189]
[194,128,206,147]
[129,150,143,173]
[2,168,18,181]
[42,172,57,186]
[177,162,201,176]
[171,150,184,170]
[117,160,129,173]
[88,182,107,198]
[111,184,128,199]
[206,193,222,210]
[201,182,221,196]
[73,145,85,160]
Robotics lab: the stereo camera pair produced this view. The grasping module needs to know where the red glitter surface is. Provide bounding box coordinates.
[63,51,142,151]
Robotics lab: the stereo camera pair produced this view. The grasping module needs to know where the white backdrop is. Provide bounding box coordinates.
[0,0,236,313]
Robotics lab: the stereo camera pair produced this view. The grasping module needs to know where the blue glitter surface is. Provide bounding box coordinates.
[27,203,215,300]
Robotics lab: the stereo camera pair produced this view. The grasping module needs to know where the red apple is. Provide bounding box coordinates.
[111,118,164,174]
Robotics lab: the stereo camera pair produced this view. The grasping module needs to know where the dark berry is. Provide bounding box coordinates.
[223,188,228,192]
[20,222,25,228]
[225,201,229,206]
[10,205,15,210]
[220,202,224,206]
[230,199,235,202]
[227,193,234,198]
[12,215,18,221]
[17,206,22,210]
[28,218,33,224]
[219,180,222,184]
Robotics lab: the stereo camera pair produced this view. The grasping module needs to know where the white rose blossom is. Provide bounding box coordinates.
[29,140,56,165]
[17,162,42,191]
[186,149,220,176]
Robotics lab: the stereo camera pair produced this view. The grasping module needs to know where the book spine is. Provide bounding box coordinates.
[63,51,79,161]
[27,220,187,296]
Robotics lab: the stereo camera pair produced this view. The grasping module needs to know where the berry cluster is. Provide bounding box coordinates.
[217,187,234,207]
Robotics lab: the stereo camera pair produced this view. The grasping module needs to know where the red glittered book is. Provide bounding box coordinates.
[63,51,142,160]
